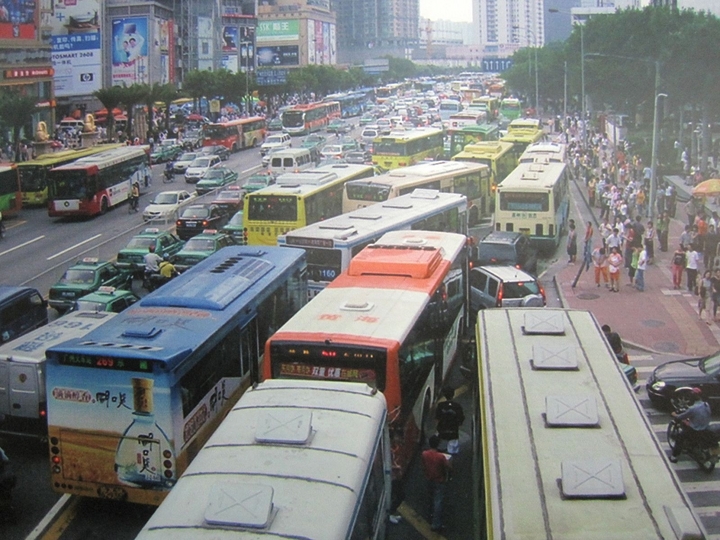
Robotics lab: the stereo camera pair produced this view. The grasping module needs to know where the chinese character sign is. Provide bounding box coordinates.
[111,17,148,86]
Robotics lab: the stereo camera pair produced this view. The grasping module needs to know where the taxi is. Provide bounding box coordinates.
[49,258,133,313]
[116,228,185,276]
[221,210,245,244]
[72,286,140,313]
[173,230,236,272]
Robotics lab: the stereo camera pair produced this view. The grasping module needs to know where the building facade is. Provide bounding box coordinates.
[472,0,545,58]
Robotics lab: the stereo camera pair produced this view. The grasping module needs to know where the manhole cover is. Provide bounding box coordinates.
[642,319,665,328]
[655,341,680,353]
[576,293,600,300]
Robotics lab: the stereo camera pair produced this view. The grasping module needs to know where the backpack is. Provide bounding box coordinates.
[673,252,686,266]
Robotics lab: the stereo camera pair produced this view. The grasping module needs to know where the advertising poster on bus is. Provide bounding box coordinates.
[111,17,148,86]
[0,0,37,39]
[48,0,101,97]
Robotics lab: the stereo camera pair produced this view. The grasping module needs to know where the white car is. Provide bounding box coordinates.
[320,144,344,160]
[173,151,200,174]
[184,155,221,183]
[260,133,292,156]
[142,190,196,222]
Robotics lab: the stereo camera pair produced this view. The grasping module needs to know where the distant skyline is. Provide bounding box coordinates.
[420,0,472,22]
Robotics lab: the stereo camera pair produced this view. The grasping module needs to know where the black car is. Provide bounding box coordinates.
[200,144,230,161]
[646,351,720,411]
[475,231,539,274]
[175,203,230,240]
[344,150,372,165]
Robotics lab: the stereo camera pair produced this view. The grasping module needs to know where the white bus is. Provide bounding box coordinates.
[278,189,468,297]
[0,310,116,435]
[474,308,706,539]
[518,141,568,164]
[494,160,569,253]
[137,380,391,540]
[439,99,463,121]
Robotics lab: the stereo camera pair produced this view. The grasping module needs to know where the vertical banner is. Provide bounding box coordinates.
[240,27,255,72]
[330,24,336,65]
[222,25,238,73]
[314,21,323,65]
[167,20,175,83]
[49,0,101,97]
[322,22,330,65]
[156,19,171,83]
[307,20,315,65]
[111,17,148,86]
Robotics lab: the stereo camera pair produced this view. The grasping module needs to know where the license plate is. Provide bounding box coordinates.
[185,221,197,227]
[62,292,75,297]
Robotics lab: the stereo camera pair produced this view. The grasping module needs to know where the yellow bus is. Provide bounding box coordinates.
[18,144,122,206]
[501,119,546,163]
[243,163,375,245]
[372,127,444,170]
[470,96,499,120]
[452,140,516,186]
[343,160,491,225]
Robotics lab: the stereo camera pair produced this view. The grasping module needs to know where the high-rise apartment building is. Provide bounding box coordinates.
[472,0,545,56]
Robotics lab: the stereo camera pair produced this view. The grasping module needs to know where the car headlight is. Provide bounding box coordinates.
[650,381,666,392]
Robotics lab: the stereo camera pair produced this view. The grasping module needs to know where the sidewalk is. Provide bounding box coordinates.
[556,175,720,357]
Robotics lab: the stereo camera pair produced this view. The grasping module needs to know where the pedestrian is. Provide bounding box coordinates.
[644,221,655,264]
[635,247,648,292]
[567,222,577,264]
[435,387,465,455]
[592,245,609,288]
[628,246,639,287]
[657,211,670,252]
[698,270,713,324]
[671,245,687,290]
[680,225,693,251]
[421,435,451,533]
[686,244,701,293]
[608,246,623,292]
[704,225,720,271]
[712,269,720,321]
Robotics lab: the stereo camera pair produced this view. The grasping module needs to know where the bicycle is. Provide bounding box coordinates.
[128,195,140,214]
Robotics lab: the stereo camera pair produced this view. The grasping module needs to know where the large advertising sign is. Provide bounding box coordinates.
[0,0,38,39]
[257,45,298,67]
[111,17,148,86]
[156,18,174,84]
[257,19,299,42]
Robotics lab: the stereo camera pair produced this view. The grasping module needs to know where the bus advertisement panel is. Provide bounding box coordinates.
[202,117,266,152]
[372,128,444,170]
[0,164,20,218]
[45,246,308,505]
[47,146,150,217]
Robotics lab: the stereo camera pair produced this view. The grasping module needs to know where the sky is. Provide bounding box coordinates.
[420,0,473,23]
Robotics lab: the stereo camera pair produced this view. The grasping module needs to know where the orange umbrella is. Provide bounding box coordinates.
[693,178,720,196]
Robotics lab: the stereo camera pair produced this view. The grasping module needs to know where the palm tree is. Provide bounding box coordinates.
[182,70,211,115]
[117,84,147,141]
[144,83,171,139]
[93,86,125,141]
[156,83,179,132]
[0,89,39,161]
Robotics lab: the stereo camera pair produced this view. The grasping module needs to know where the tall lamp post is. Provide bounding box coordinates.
[650,93,668,219]
[240,41,252,114]
[513,26,539,114]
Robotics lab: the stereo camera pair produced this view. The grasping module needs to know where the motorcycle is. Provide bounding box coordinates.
[163,167,175,183]
[0,446,17,524]
[142,271,173,292]
[667,418,720,472]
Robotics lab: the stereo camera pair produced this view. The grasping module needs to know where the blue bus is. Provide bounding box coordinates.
[45,246,308,505]
[323,92,368,118]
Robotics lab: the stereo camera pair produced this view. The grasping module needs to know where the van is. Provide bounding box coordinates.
[361,126,379,146]
[58,118,85,131]
[0,286,48,344]
[268,148,314,175]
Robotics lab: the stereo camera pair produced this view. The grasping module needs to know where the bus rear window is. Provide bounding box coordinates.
[373,140,404,155]
[499,192,549,212]
[247,195,297,221]
[303,247,342,282]
[346,183,390,202]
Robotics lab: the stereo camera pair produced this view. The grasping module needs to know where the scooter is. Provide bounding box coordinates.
[667,418,720,472]
[163,167,175,183]
[142,271,173,292]
[0,447,17,524]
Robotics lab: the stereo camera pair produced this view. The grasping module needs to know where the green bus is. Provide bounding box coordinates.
[499,98,522,122]
[0,164,20,218]
[445,123,500,159]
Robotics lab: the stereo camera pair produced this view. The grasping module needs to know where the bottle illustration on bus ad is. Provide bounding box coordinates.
[115,377,173,488]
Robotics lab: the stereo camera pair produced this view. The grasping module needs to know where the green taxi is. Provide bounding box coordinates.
[173,230,236,272]
[116,228,185,276]
[241,172,275,193]
[150,141,183,163]
[49,258,133,313]
[73,286,140,313]
[221,210,245,244]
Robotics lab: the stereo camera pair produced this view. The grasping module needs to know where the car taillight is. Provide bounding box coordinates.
[176,220,181,227]
[202,220,209,227]
[496,283,503,307]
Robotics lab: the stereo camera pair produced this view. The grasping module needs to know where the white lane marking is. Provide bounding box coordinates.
[0,235,45,257]
[47,234,102,260]
[241,165,262,175]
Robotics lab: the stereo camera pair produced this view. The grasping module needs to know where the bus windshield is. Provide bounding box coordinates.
[51,170,89,199]
[247,195,297,221]
[19,165,45,191]
[373,140,405,155]
[499,192,549,212]
[346,183,391,202]
[282,111,304,127]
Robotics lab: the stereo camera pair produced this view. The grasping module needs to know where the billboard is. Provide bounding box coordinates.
[257,45,298,67]
[156,19,174,84]
[257,19,299,42]
[48,0,101,97]
[111,17,148,86]
[0,0,38,39]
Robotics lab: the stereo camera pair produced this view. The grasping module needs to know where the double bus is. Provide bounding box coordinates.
[445,124,499,159]
[473,308,706,539]
[452,140,516,186]
[244,163,375,246]
[201,116,266,152]
[494,160,569,253]
[0,164,20,218]
[344,160,492,224]
[45,245,308,505]
[281,102,339,135]
[137,380,391,540]
[47,146,150,218]
[0,310,116,436]
[519,141,568,164]
[279,189,468,297]
[372,127,444,170]
[264,230,469,478]
[18,145,123,206]
[470,96,499,120]
[499,97,522,121]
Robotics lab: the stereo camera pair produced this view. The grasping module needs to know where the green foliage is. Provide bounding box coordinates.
[92,86,124,141]
[0,89,38,158]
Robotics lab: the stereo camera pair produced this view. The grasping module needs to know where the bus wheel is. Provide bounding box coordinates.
[100,198,109,214]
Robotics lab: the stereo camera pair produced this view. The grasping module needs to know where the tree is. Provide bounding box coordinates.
[156,83,179,132]
[181,70,212,114]
[117,84,147,141]
[93,86,125,141]
[0,89,38,160]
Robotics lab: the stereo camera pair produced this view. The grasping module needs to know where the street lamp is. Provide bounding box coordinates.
[513,26,539,114]
[240,40,253,115]
[650,93,668,219]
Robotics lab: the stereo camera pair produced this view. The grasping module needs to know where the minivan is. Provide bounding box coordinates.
[361,126,379,147]
[475,231,539,275]
[469,266,545,312]
[0,286,48,344]
[268,148,314,175]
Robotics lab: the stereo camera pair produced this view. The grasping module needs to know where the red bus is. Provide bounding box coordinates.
[263,230,469,477]
[202,116,266,152]
[48,146,150,217]
[0,164,21,218]
[281,102,339,135]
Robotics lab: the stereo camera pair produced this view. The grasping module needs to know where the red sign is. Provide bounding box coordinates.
[5,67,54,79]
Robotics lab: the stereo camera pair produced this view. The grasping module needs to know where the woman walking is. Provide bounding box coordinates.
[608,246,623,292]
